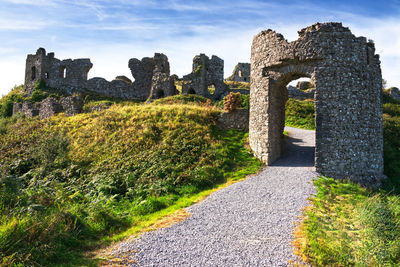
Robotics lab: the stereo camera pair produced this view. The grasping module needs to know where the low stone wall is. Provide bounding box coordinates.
[217,109,249,131]
[13,95,84,119]
[287,85,314,100]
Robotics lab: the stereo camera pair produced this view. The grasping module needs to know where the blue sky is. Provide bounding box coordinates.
[1,0,399,95]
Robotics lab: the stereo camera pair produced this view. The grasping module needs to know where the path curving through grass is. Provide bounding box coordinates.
[110,126,317,266]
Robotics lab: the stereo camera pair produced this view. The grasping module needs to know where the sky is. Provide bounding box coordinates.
[0,0,399,96]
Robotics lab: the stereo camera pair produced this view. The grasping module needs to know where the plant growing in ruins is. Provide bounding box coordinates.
[194,64,203,76]
[223,92,241,113]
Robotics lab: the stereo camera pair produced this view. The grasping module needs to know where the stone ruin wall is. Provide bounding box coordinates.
[181,54,231,100]
[13,95,84,119]
[226,63,250,82]
[25,48,177,101]
[250,22,384,186]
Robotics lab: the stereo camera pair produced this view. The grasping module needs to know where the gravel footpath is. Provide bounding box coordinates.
[112,127,317,266]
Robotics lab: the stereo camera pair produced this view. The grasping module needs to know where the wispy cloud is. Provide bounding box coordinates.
[5,0,58,6]
[1,0,400,95]
[0,17,52,30]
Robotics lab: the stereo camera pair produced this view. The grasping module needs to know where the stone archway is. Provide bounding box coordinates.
[249,22,384,186]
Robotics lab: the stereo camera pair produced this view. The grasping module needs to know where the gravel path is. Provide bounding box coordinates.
[113,127,317,266]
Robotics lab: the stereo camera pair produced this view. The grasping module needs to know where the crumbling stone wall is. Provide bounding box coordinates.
[143,53,178,100]
[388,87,400,101]
[182,54,229,100]
[25,48,92,95]
[217,109,249,131]
[13,96,84,119]
[287,85,315,99]
[250,22,384,186]
[227,63,250,82]
[12,102,39,118]
[24,48,177,101]
[39,97,63,119]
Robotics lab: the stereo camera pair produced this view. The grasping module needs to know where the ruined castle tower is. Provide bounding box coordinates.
[182,54,229,100]
[25,48,92,94]
[227,63,250,82]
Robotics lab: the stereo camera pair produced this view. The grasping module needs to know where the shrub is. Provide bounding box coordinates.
[223,92,241,113]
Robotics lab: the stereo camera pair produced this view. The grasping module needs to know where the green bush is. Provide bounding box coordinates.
[0,100,263,265]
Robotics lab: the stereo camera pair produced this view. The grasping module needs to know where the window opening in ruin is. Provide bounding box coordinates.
[60,66,66,78]
[207,84,216,95]
[156,89,165,98]
[31,66,36,81]
[45,72,49,79]
[244,77,247,82]
[188,88,196,94]
[238,70,243,77]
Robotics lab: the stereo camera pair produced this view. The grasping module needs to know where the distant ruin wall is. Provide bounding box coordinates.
[227,63,250,82]
[181,54,230,100]
[24,48,177,101]
[13,95,84,119]
[250,22,384,186]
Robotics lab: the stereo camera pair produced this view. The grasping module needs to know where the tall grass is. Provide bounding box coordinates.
[292,95,400,265]
[0,95,262,265]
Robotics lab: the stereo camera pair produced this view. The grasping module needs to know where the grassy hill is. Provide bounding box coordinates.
[0,88,261,266]
[2,83,399,266]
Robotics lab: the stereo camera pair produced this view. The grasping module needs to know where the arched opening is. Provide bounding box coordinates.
[44,72,49,79]
[31,66,36,81]
[156,89,165,98]
[238,70,243,77]
[268,72,316,166]
[188,88,196,94]
[207,84,215,95]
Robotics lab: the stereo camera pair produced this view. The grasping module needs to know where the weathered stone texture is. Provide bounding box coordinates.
[296,81,314,90]
[12,102,39,118]
[227,63,251,82]
[250,22,384,186]
[25,48,92,95]
[24,48,177,101]
[287,85,315,99]
[388,87,400,101]
[182,54,230,100]
[217,109,249,131]
[39,97,63,119]
[60,96,84,116]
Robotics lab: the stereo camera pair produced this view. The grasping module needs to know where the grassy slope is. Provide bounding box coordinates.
[285,99,315,130]
[0,94,262,266]
[288,93,400,265]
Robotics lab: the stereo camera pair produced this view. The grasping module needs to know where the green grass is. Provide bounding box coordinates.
[285,99,315,130]
[292,95,400,266]
[295,177,400,266]
[0,94,263,266]
[224,81,250,90]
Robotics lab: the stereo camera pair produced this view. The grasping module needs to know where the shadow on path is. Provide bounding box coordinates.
[271,134,315,167]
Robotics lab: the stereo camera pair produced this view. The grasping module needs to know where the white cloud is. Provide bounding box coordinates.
[1,1,400,96]
[0,17,51,30]
[5,0,58,6]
